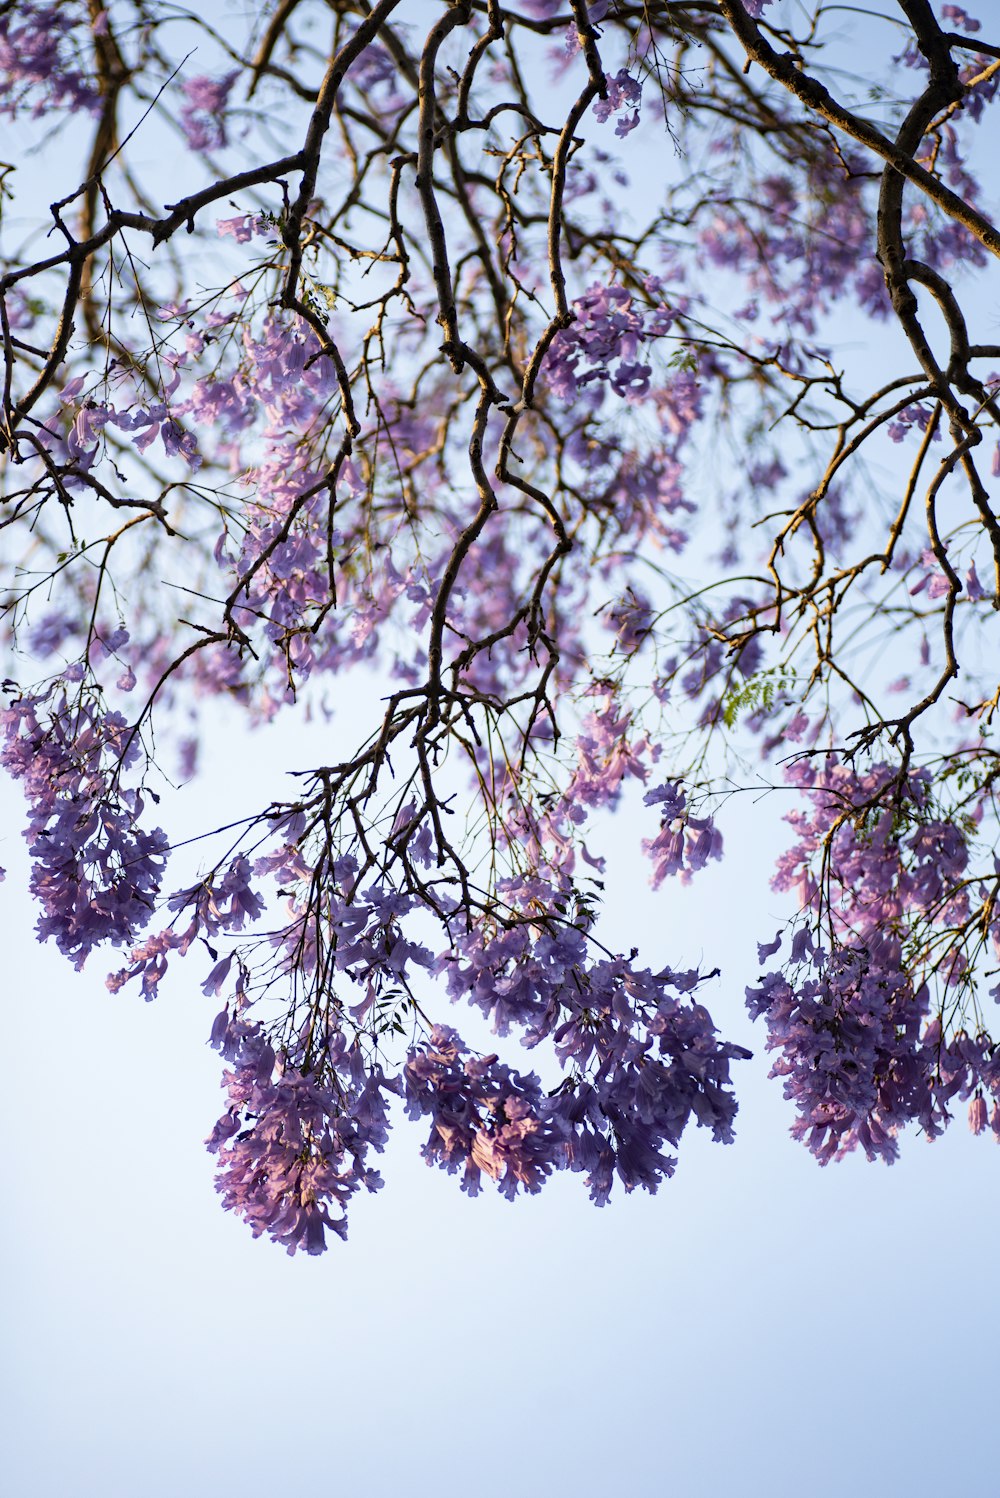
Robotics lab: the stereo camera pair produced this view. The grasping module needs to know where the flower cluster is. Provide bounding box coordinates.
[697,160,885,334]
[403,1026,567,1199]
[435,875,748,1204]
[748,934,1000,1162]
[259,848,436,1006]
[60,378,201,473]
[771,758,971,953]
[207,1003,396,1254]
[1,686,168,967]
[593,70,642,138]
[750,758,986,1161]
[107,854,264,1000]
[179,72,239,153]
[0,3,99,118]
[642,782,724,888]
[545,284,676,403]
[887,402,939,445]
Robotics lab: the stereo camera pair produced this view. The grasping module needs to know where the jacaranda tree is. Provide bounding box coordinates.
[2,0,999,1252]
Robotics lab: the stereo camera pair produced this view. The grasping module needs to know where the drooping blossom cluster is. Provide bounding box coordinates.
[403,1027,570,1199]
[642,782,723,888]
[428,880,749,1203]
[770,759,972,957]
[1,683,167,968]
[746,757,1000,1161]
[60,374,202,475]
[207,999,397,1254]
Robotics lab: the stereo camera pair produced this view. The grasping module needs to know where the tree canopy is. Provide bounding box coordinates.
[3,0,1000,1253]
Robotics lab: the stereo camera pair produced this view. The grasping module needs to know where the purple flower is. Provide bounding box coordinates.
[217,213,266,244]
[179,71,238,152]
[941,5,980,32]
[593,70,641,131]
[642,782,723,887]
[757,931,782,963]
